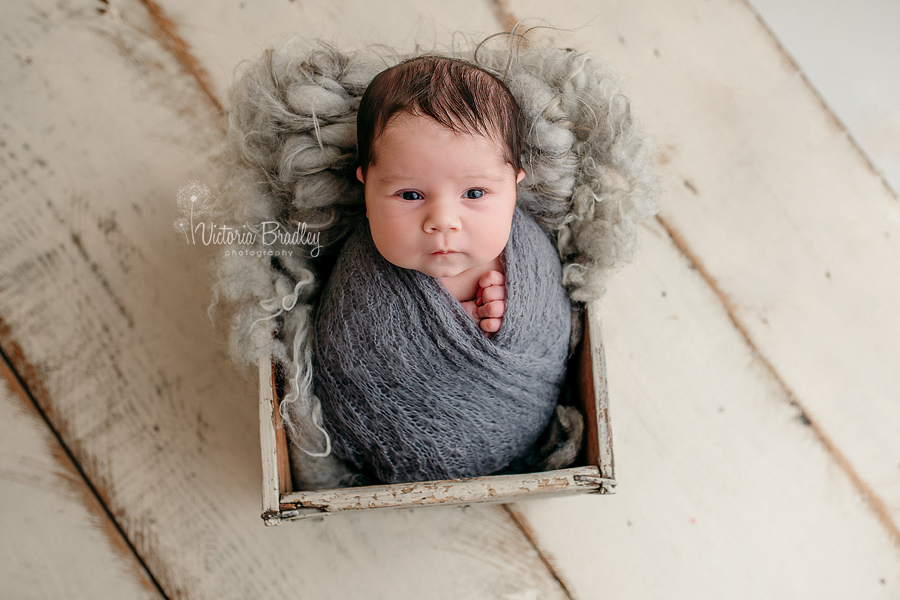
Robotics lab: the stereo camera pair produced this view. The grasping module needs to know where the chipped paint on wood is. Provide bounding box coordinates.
[136,0,224,114]
[506,0,900,542]
[493,0,900,595]
[0,356,161,599]
[6,0,899,595]
[508,213,900,598]
[258,356,281,519]
[583,303,615,482]
[279,467,611,518]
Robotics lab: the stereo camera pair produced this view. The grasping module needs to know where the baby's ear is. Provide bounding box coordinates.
[516,169,526,184]
[356,166,365,184]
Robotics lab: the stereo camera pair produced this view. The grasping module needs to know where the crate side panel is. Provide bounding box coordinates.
[258,358,281,516]
[282,467,607,512]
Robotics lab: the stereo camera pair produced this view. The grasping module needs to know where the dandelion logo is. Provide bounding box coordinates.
[174,181,214,243]
[173,180,322,258]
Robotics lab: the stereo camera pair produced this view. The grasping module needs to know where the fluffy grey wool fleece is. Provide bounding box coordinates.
[314,208,571,484]
[209,35,659,489]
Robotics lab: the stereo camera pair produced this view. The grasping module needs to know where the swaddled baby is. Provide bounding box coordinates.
[313,56,572,484]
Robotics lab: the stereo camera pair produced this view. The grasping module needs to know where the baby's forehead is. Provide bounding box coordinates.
[374,113,508,157]
[379,111,496,138]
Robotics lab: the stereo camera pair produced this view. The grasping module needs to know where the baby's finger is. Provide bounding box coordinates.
[480,317,502,333]
[478,270,505,289]
[460,299,479,321]
[480,285,506,304]
[475,299,505,319]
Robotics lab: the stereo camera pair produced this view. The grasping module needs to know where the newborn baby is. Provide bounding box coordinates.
[313,56,572,484]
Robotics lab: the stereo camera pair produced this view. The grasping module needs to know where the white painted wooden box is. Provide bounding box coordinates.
[258,302,615,525]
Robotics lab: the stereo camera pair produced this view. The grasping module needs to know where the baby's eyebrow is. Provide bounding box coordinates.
[459,173,509,183]
[372,171,511,185]
[377,174,508,183]
[372,174,410,184]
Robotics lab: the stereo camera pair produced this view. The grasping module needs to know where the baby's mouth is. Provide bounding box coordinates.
[431,249,456,255]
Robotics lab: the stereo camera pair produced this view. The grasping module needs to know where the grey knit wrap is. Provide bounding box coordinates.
[314,208,571,484]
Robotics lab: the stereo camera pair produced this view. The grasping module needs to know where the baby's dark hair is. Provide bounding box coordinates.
[356,56,524,177]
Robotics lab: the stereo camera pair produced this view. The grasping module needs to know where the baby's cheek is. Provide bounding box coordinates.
[370,222,415,270]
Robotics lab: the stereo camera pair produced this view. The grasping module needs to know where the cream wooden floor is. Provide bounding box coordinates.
[2,1,899,598]
[747,0,900,194]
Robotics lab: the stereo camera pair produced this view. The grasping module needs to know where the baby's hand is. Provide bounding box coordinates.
[474,270,506,335]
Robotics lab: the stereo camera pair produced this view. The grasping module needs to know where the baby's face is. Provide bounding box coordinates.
[359,114,524,281]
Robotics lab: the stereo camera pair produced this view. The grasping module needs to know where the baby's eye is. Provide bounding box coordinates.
[400,191,423,201]
[464,189,485,199]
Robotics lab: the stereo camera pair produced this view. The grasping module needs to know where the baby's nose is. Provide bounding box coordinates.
[423,199,461,233]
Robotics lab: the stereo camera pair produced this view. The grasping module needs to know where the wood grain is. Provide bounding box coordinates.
[506,0,900,533]
[494,0,900,594]
[279,467,609,518]
[515,218,900,597]
[0,0,574,598]
[6,0,899,597]
[0,355,161,600]
[150,0,511,105]
[258,357,281,519]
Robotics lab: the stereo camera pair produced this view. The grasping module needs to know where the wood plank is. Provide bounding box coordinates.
[0,0,572,598]
[152,0,510,103]
[258,357,281,518]
[513,219,900,598]
[279,467,609,518]
[503,0,900,534]
[484,0,900,594]
[746,0,900,193]
[0,357,162,600]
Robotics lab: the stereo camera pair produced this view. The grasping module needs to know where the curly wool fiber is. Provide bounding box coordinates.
[210,36,659,488]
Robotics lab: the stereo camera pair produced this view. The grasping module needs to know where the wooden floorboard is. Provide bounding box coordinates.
[3,0,899,597]
[508,0,900,529]
[0,355,162,600]
[511,218,900,598]
[499,0,900,595]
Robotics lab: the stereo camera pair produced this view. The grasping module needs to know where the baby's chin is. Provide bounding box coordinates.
[385,252,501,281]
[386,260,469,280]
[418,262,496,282]
[381,256,470,280]
[413,265,467,280]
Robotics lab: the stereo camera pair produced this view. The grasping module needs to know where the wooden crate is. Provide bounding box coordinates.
[258,301,615,525]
